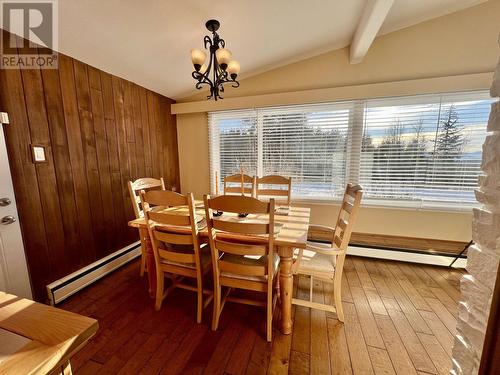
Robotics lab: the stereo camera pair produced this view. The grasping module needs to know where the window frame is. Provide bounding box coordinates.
[208,90,494,211]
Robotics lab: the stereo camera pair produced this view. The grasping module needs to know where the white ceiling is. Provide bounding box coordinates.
[15,0,490,99]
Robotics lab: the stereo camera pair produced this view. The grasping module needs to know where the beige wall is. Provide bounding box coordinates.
[176,1,500,242]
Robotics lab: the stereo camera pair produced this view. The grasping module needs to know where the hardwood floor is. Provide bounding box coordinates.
[60,256,464,374]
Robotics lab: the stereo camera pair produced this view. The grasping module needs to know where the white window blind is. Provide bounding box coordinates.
[208,109,258,190]
[259,103,356,198]
[208,90,495,209]
[360,92,493,207]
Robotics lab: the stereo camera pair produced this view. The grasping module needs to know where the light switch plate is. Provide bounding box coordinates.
[0,112,9,124]
[30,144,48,163]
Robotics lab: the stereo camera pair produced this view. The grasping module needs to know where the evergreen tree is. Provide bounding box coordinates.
[432,105,464,187]
[435,105,463,158]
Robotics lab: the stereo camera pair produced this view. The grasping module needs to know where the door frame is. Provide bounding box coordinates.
[0,113,32,298]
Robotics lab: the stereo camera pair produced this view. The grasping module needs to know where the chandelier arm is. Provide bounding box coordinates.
[192,70,214,90]
[203,35,213,49]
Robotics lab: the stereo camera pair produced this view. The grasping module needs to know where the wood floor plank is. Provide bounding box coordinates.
[225,316,259,375]
[385,263,432,312]
[289,350,310,375]
[377,263,432,335]
[374,314,417,375]
[386,309,437,374]
[409,264,440,288]
[160,324,208,375]
[364,288,388,316]
[98,355,126,375]
[381,297,401,312]
[140,316,194,375]
[352,257,376,290]
[421,267,461,302]
[424,298,458,336]
[344,258,362,288]
[343,302,375,375]
[418,310,454,357]
[322,278,338,319]
[310,279,331,374]
[397,264,435,298]
[429,287,459,317]
[364,260,395,299]
[76,359,103,375]
[397,279,432,311]
[417,333,452,375]
[246,337,272,375]
[327,318,352,375]
[267,330,293,375]
[350,287,385,349]
[203,315,244,374]
[367,346,396,375]
[116,333,167,375]
[341,273,354,303]
[291,275,311,354]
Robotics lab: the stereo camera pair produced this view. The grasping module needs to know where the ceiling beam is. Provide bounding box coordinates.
[350,0,394,64]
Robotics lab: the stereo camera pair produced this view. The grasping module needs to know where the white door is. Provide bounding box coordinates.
[0,113,32,299]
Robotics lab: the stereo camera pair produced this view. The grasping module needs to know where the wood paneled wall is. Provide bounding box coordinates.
[0,30,179,301]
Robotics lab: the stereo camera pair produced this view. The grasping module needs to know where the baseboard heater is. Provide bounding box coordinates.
[347,245,467,268]
[46,241,141,305]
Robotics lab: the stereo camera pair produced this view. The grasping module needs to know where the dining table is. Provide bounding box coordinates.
[0,291,98,374]
[128,200,311,335]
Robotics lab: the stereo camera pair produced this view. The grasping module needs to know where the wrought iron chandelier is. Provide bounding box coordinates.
[190,19,240,101]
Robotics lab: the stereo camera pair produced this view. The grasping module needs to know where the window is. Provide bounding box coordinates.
[208,91,495,208]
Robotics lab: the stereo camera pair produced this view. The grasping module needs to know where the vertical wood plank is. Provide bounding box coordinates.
[73,60,106,258]
[132,84,145,178]
[40,64,81,272]
[139,88,152,176]
[59,54,96,267]
[20,57,68,279]
[89,70,115,253]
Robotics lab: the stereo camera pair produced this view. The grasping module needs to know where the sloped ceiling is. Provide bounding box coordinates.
[3,0,488,99]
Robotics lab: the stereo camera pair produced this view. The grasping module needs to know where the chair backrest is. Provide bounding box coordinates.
[128,177,165,218]
[204,195,276,281]
[142,190,201,269]
[223,174,255,197]
[332,184,363,252]
[255,175,292,205]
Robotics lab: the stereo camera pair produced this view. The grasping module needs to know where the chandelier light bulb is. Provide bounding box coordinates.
[216,48,232,69]
[199,64,207,74]
[227,60,240,79]
[191,49,206,70]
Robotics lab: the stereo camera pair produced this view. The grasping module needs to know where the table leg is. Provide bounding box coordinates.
[278,246,293,335]
[139,227,156,299]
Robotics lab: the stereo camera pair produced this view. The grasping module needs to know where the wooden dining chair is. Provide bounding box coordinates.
[292,183,363,322]
[128,177,166,276]
[255,175,292,205]
[142,190,212,323]
[204,194,279,341]
[223,174,255,197]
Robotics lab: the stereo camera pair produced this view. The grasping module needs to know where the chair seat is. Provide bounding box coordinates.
[160,243,211,270]
[294,246,336,278]
[306,240,335,251]
[220,253,280,282]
